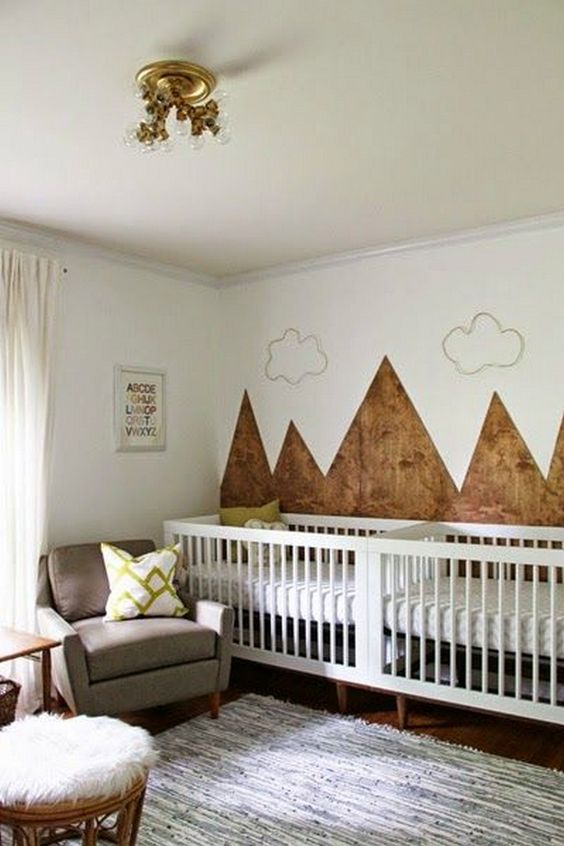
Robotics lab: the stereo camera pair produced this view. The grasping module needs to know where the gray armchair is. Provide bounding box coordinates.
[37,539,234,717]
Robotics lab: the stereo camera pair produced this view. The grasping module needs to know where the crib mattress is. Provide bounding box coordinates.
[186,560,357,626]
[384,576,564,659]
[186,563,564,659]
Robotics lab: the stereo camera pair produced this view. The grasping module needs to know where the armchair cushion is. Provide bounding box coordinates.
[72,616,216,683]
[48,540,155,622]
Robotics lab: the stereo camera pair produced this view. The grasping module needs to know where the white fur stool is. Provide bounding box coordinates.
[0,713,157,845]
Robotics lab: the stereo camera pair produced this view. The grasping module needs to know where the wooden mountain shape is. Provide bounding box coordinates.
[325,357,458,519]
[220,391,275,507]
[452,393,549,525]
[273,422,327,514]
[542,416,564,525]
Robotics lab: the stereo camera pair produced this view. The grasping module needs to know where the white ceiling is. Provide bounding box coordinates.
[2,0,564,278]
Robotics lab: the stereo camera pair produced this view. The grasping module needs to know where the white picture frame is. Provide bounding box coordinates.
[114,365,166,452]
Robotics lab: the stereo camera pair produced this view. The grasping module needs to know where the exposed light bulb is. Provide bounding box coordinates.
[175,118,190,137]
[190,133,205,151]
[123,125,141,147]
[215,126,231,145]
[216,110,230,129]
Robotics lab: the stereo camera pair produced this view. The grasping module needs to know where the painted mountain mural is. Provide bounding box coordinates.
[220,360,564,526]
[273,422,327,514]
[221,391,275,508]
[323,358,457,519]
[450,393,548,525]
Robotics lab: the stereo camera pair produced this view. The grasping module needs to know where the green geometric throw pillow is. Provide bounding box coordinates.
[101,542,187,621]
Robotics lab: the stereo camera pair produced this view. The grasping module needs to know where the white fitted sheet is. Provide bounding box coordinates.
[186,560,357,626]
[384,576,564,659]
[186,562,564,658]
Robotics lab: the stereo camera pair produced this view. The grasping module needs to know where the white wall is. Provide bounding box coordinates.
[48,250,219,547]
[218,224,564,490]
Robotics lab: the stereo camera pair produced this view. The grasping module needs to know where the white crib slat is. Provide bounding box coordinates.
[305,546,311,660]
[205,537,212,599]
[196,536,203,597]
[449,556,456,687]
[292,545,299,657]
[515,563,521,700]
[316,547,323,661]
[237,540,244,647]
[405,556,412,680]
[269,543,276,653]
[391,555,397,676]
[532,566,539,704]
[481,561,488,693]
[465,559,471,691]
[258,542,265,651]
[342,549,349,667]
[247,541,254,649]
[183,535,193,596]
[434,555,440,685]
[550,565,557,707]
[281,544,288,655]
[225,536,231,607]
[329,548,336,665]
[419,556,425,682]
[498,561,505,698]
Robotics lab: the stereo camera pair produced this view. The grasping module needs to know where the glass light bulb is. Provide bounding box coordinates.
[215,126,231,145]
[140,140,156,153]
[123,125,141,147]
[175,118,190,137]
[190,133,205,151]
[216,110,230,129]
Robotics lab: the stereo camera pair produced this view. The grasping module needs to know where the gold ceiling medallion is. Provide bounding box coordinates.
[124,60,230,153]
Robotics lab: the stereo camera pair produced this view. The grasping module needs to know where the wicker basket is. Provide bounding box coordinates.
[0,676,20,727]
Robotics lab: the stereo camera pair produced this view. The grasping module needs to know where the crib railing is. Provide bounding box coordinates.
[282,513,416,537]
[164,516,372,683]
[165,515,564,724]
[369,533,564,724]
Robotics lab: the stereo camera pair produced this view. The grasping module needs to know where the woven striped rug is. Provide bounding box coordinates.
[140,694,564,846]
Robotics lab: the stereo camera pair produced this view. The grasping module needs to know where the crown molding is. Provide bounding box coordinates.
[4,209,564,290]
[0,218,218,289]
[217,210,564,287]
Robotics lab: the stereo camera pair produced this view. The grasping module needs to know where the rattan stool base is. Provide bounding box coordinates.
[0,774,147,846]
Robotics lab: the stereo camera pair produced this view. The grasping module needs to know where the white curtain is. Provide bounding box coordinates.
[0,247,60,712]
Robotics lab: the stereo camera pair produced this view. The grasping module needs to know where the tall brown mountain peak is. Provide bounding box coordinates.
[273,421,327,513]
[452,392,548,524]
[220,391,275,507]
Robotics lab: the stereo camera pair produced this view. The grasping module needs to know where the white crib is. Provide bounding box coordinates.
[164,514,564,726]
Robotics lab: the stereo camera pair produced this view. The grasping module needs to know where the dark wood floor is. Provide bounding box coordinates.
[123,660,564,771]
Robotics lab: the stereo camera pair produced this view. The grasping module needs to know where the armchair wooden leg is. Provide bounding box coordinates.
[396,694,408,730]
[336,682,348,714]
[209,691,220,719]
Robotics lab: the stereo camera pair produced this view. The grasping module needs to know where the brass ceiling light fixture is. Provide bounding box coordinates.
[124,60,230,153]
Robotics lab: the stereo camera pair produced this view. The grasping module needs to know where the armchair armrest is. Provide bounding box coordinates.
[36,605,90,714]
[194,599,234,640]
[177,589,234,691]
[37,605,77,641]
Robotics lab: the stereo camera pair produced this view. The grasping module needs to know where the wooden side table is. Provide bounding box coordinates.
[0,626,60,712]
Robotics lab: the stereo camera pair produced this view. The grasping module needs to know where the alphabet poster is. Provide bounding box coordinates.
[115,366,165,451]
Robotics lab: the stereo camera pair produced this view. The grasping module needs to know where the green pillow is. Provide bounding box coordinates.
[219,499,281,527]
